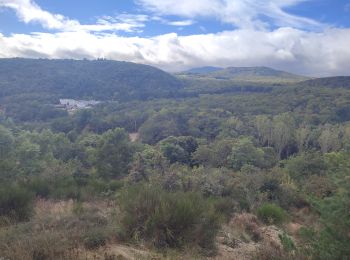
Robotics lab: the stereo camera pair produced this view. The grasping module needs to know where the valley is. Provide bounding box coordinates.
[0,59,349,259]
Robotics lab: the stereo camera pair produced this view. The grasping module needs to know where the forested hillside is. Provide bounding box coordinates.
[0,58,183,121]
[301,76,350,89]
[0,59,349,259]
[0,59,182,100]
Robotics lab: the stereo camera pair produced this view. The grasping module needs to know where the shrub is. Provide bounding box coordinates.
[257,203,287,225]
[83,230,107,250]
[228,137,264,171]
[119,185,220,251]
[0,185,34,222]
[72,201,85,216]
[255,240,290,260]
[108,179,124,191]
[28,178,51,198]
[230,213,262,242]
[285,152,326,180]
[213,197,236,221]
[303,175,336,198]
[50,176,80,200]
[279,232,296,252]
[96,128,134,178]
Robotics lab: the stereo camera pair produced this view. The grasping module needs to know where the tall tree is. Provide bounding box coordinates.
[255,115,272,146]
[296,125,311,153]
[0,125,14,158]
[318,124,341,154]
[271,113,296,159]
[96,128,134,178]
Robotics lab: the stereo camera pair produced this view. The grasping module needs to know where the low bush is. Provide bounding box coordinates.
[27,178,51,198]
[212,197,236,221]
[257,203,288,225]
[255,240,295,260]
[229,213,262,243]
[83,230,107,250]
[0,185,34,222]
[279,232,296,252]
[119,184,221,252]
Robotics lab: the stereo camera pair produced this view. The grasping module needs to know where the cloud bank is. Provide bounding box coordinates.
[1,28,350,76]
[0,0,350,76]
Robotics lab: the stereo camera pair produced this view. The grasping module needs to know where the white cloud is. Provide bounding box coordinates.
[0,0,76,30]
[1,28,350,76]
[0,0,147,32]
[166,20,194,26]
[0,0,349,76]
[149,16,194,27]
[92,14,149,33]
[136,0,321,29]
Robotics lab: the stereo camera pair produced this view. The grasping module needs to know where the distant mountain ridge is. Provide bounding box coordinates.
[185,66,223,74]
[180,66,309,83]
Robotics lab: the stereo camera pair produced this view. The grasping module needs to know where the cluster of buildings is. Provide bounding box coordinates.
[56,99,100,113]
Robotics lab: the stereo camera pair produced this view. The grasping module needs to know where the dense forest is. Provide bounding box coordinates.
[0,58,349,259]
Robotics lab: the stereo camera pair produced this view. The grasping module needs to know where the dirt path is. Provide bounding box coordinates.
[129,132,140,142]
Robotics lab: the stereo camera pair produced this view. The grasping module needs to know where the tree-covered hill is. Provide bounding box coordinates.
[0,58,185,121]
[0,58,183,101]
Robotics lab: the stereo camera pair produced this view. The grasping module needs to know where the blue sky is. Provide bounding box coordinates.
[0,0,350,75]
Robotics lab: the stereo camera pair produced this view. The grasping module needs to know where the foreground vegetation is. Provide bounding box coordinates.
[0,59,350,259]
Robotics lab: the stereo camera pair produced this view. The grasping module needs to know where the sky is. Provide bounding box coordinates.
[0,0,350,76]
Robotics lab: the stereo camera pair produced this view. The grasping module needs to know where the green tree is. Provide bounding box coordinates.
[0,125,14,158]
[14,136,41,175]
[255,115,272,146]
[139,109,189,144]
[192,145,215,167]
[271,113,296,159]
[318,124,341,154]
[295,125,311,153]
[192,139,235,168]
[219,116,244,138]
[96,128,134,178]
[228,137,264,171]
[159,136,198,165]
[285,152,326,180]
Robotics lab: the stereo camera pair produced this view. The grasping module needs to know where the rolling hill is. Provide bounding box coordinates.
[184,66,223,74]
[179,66,309,83]
[300,76,350,89]
[0,58,183,101]
[0,58,185,121]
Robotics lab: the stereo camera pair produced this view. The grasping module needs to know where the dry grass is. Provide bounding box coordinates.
[213,213,304,260]
[0,199,118,260]
[0,200,306,260]
[219,213,262,246]
[0,199,186,260]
